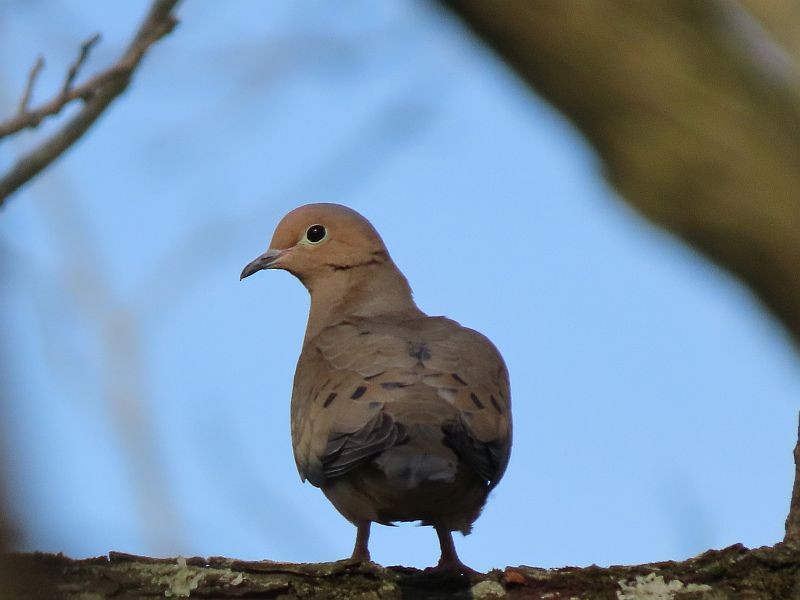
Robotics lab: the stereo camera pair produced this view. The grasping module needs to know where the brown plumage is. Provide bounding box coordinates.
[241,203,511,573]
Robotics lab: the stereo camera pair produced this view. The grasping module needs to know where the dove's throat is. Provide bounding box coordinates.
[303,262,423,343]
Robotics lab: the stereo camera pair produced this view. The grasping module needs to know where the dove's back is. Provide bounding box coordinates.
[291,313,511,534]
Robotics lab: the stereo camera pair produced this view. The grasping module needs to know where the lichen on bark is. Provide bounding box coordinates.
[4,543,800,599]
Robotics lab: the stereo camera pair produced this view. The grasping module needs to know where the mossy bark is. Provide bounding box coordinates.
[3,543,800,599]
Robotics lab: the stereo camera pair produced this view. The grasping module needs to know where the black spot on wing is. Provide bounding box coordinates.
[381,381,412,390]
[323,392,337,408]
[490,394,503,414]
[408,342,432,365]
[351,386,367,399]
[451,373,468,386]
[470,392,484,409]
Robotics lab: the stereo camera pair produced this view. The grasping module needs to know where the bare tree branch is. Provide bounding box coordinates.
[17,56,45,116]
[0,0,181,206]
[3,40,115,139]
[59,33,102,99]
[786,412,800,544]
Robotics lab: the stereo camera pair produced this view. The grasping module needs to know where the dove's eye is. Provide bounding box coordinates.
[305,224,327,244]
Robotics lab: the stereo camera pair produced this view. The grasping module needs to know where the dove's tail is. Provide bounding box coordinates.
[372,424,458,489]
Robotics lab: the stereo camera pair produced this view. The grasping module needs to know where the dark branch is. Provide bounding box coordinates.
[60,33,102,99]
[786,412,800,544]
[438,1,800,348]
[17,56,45,115]
[0,0,181,206]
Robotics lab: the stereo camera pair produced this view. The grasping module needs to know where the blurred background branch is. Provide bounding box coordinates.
[0,0,180,205]
[440,0,800,347]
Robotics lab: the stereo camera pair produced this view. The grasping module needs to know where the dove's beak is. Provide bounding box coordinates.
[240,248,285,280]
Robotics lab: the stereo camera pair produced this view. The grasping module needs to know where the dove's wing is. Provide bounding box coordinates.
[291,316,511,490]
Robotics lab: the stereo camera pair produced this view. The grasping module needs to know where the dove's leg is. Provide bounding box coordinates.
[350,521,371,561]
[431,525,478,575]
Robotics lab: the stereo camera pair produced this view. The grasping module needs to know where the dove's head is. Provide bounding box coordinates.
[241,202,420,339]
[240,203,392,287]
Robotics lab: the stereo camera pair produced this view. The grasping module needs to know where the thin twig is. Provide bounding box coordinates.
[1,66,116,138]
[18,56,45,115]
[60,33,101,98]
[0,0,180,206]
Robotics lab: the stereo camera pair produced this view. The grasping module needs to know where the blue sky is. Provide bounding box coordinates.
[1,1,799,572]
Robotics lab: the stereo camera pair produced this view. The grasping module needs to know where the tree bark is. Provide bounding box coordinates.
[4,544,800,599]
[438,0,800,348]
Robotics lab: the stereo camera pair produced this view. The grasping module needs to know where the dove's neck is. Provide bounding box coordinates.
[304,262,423,343]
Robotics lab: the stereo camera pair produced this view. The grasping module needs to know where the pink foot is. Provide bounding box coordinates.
[349,549,371,562]
[425,558,479,576]
[429,525,478,575]
[349,521,371,562]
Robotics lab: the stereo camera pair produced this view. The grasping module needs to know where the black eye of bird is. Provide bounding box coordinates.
[306,224,326,243]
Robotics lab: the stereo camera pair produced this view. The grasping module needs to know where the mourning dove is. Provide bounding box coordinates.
[241,203,511,573]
